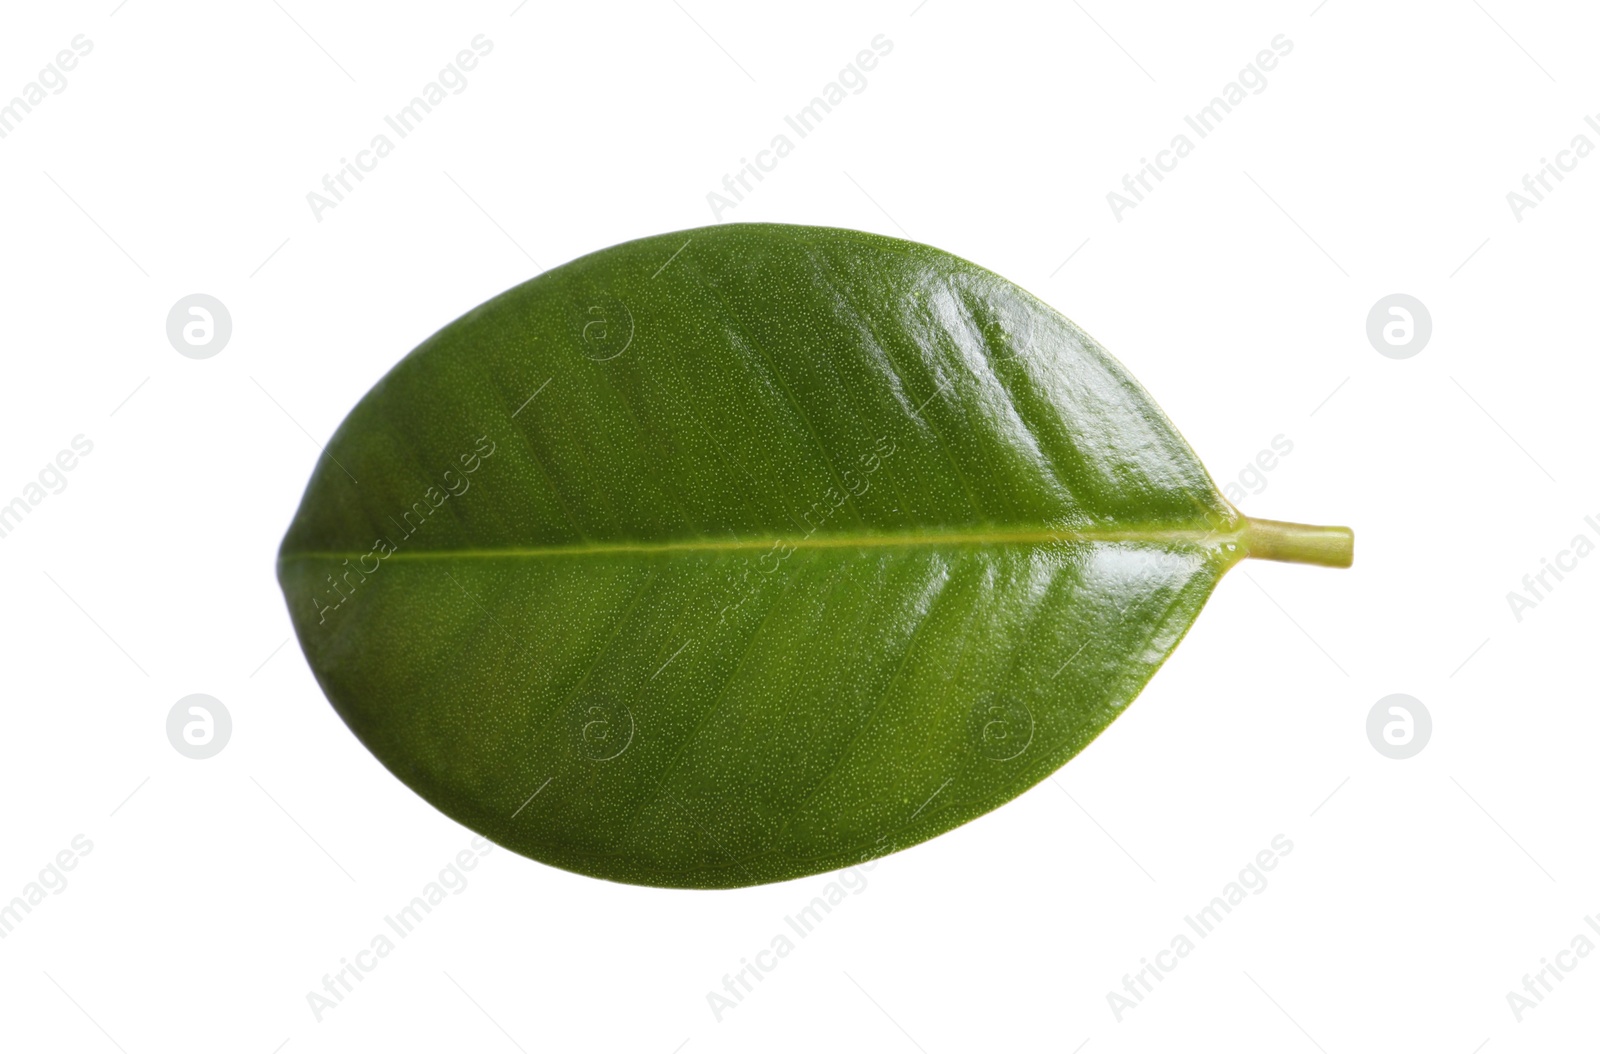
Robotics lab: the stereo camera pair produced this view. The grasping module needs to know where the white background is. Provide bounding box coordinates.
[1,1,1595,1050]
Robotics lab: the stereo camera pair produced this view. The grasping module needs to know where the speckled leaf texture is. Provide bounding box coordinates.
[277,223,1349,889]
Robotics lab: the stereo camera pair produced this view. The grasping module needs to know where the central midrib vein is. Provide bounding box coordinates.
[279,523,1240,563]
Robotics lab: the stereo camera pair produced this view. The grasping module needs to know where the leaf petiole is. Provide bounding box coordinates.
[1240,517,1355,568]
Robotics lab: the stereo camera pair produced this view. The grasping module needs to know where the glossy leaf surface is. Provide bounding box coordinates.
[278,223,1351,888]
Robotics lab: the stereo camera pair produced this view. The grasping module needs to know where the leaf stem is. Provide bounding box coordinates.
[1240,517,1354,568]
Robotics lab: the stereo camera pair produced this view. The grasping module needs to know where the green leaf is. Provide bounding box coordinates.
[277,223,1351,889]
